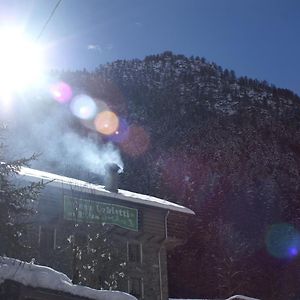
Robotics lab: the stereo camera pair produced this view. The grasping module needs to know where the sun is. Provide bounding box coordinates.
[0,28,45,103]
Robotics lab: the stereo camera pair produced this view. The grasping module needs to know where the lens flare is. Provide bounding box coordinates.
[121,125,150,156]
[158,151,199,199]
[289,247,298,257]
[50,82,73,103]
[94,111,119,135]
[265,223,300,259]
[70,94,97,120]
[76,99,109,131]
[108,118,129,143]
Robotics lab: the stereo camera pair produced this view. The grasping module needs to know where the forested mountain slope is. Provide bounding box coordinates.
[9,52,300,299]
[97,54,300,300]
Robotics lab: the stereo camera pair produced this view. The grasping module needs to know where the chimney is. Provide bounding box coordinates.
[104,163,120,193]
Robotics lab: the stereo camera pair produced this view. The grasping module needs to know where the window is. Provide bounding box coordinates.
[127,242,142,263]
[128,277,143,299]
[39,226,56,250]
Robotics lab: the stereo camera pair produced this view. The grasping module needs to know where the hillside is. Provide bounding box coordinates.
[6,52,300,300]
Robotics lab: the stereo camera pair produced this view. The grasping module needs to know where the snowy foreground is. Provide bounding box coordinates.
[170,295,260,300]
[0,257,136,300]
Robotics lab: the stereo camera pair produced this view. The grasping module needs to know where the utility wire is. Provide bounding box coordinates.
[37,0,63,41]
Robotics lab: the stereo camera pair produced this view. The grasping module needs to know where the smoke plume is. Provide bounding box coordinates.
[3,93,123,180]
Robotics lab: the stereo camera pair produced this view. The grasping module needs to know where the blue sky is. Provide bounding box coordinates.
[1,0,300,95]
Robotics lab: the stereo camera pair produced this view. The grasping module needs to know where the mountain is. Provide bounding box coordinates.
[7,51,300,299]
[92,54,300,299]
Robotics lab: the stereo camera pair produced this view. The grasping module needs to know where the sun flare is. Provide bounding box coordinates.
[0,28,45,102]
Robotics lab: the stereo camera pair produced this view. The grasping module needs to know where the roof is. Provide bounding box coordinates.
[19,167,195,215]
[0,256,136,300]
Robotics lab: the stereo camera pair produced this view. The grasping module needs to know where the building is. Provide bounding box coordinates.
[18,165,194,300]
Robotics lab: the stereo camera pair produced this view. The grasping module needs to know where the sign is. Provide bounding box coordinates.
[64,196,139,231]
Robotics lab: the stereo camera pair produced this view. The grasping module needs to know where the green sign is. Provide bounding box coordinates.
[64,196,138,231]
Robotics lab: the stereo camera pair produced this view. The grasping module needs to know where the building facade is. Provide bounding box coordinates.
[18,166,194,300]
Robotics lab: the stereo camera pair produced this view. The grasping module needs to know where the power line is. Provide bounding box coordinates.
[37,0,63,41]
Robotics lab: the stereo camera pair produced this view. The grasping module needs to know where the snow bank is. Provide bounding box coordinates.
[170,296,260,300]
[0,257,136,300]
[169,298,212,300]
[169,299,213,300]
[226,296,260,300]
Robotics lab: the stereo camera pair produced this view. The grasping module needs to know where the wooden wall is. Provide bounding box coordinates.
[32,184,174,300]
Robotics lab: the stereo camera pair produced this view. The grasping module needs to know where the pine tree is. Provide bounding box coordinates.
[0,135,44,258]
[64,193,127,289]
[71,223,127,290]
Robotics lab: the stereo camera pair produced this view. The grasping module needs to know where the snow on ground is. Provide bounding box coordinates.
[0,257,136,300]
[226,296,261,300]
[170,296,260,300]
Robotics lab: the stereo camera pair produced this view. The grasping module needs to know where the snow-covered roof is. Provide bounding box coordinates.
[0,257,136,300]
[19,167,195,215]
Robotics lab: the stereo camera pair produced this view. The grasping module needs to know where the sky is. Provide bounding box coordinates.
[0,0,300,95]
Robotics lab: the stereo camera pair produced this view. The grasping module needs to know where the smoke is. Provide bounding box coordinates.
[62,131,123,175]
[4,94,124,179]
